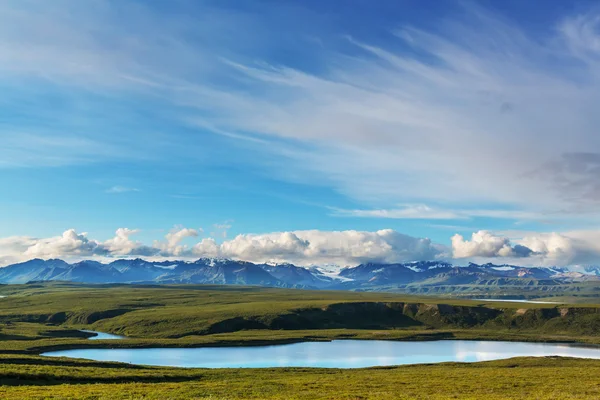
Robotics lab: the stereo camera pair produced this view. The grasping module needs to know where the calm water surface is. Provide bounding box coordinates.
[80,330,127,340]
[42,340,600,368]
[474,298,560,304]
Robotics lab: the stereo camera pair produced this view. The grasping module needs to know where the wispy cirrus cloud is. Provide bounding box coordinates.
[329,205,550,221]
[106,186,140,194]
[2,1,600,227]
[165,6,600,222]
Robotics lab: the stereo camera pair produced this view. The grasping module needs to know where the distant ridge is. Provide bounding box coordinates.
[0,258,597,291]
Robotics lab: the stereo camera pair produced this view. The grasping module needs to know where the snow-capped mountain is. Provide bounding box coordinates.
[0,258,595,289]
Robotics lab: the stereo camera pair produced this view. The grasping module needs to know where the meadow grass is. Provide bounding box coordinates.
[2,283,600,398]
[2,355,600,399]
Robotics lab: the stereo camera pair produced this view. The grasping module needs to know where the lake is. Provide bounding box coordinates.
[41,340,600,368]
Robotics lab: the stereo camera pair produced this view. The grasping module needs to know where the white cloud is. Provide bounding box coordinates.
[0,227,447,267]
[23,229,100,259]
[331,205,462,220]
[516,230,600,266]
[0,236,39,266]
[180,6,600,217]
[451,231,533,259]
[452,229,600,267]
[192,228,449,266]
[331,205,547,221]
[154,226,200,256]
[0,227,193,265]
[102,228,154,256]
[106,186,140,194]
[4,227,600,267]
[4,2,600,256]
[192,238,220,259]
[560,12,600,58]
[217,231,311,262]
[3,2,600,220]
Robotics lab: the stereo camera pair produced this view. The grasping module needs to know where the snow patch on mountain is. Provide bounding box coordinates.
[492,266,515,271]
[154,264,178,270]
[312,266,354,282]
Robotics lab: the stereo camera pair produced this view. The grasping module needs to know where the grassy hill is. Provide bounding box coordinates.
[2,282,600,350]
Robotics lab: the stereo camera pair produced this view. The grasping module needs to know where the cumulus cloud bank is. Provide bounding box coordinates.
[0,227,447,267]
[452,231,534,259]
[3,227,600,267]
[213,230,446,265]
[452,230,600,266]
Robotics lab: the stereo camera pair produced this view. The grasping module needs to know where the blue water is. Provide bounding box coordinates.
[41,340,600,368]
[80,330,127,340]
[474,298,559,304]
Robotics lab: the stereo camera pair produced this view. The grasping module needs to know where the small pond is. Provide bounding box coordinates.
[80,330,127,340]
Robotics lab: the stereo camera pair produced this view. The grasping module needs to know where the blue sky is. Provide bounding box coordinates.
[2,0,600,267]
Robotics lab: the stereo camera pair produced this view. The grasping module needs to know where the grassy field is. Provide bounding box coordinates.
[2,282,600,399]
[2,354,600,399]
[368,279,600,301]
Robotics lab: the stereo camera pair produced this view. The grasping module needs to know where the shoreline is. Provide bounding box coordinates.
[23,328,600,356]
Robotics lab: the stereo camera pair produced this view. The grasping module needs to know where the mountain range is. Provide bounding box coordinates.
[1,258,599,291]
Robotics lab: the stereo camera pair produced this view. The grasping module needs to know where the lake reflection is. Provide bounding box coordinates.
[42,340,600,368]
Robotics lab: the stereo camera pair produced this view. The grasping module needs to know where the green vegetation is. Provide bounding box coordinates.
[370,279,600,301]
[3,354,600,399]
[2,282,600,399]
